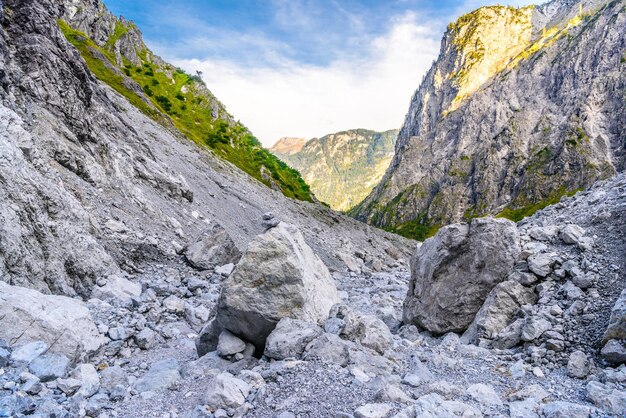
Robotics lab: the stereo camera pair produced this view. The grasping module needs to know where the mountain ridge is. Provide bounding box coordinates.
[56,0,312,202]
[271,129,398,211]
[351,0,625,239]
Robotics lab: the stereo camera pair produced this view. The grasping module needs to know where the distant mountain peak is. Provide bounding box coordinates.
[269,137,308,155]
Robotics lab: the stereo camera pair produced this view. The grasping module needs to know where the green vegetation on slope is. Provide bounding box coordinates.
[496,187,581,222]
[58,20,312,202]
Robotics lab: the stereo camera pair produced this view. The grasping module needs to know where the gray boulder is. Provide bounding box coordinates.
[0,282,105,362]
[264,318,323,360]
[600,339,626,365]
[184,224,241,271]
[462,280,536,344]
[603,289,626,343]
[567,351,589,379]
[90,275,141,305]
[28,353,70,382]
[303,333,351,367]
[217,330,246,357]
[542,401,591,418]
[10,341,48,363]
[70,364,100,398]
[410,393,482,417]
[403,218,520,333]
[134,358,181,393]
[204,372,250,411]
[215,223,341,348]
[135,328,157,350]
[586,381,626,415]
[521,317,551,342]
[99,366,128,393]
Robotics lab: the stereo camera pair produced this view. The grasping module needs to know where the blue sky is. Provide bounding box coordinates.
[105,0,537,145]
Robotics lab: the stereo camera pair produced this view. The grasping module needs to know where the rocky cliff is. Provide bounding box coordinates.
[352,0,625,240]
[271,129,398,211]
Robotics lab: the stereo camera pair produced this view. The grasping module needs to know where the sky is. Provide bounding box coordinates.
[105,0,537,146]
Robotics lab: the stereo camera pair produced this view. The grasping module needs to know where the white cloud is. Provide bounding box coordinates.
[166,0,541,147]
[171,12,441,147]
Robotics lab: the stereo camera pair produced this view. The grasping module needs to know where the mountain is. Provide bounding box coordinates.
[351,0,625,240]
[0,0,411,296]
[270,137,308,155]
[271,129,398,211]
[54,1,312,202]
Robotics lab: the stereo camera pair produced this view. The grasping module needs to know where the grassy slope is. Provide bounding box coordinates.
[58,20,312,202]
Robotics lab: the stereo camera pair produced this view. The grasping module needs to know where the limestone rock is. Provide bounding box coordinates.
[264,318,323,360]
[133,358,181,393]
[521,318,551,342]
[603,289,626,343]
[466,383,502,406]
[204,373,251,411]
[354,403,393,418]
[462,280,536,344]
[217,330,246,357]
[90,275,141,304]
[567,351,589,379]
[411,393,482,417]
[215,223,341,348]
[527,253,555,278]
[403,218,520,333]
[28,353,70,382]
[0,282,105,362]
[586,381,626,415]
[70,364,100,398]
[542,401,591,418]
[184,224,241,271]
[600,339,626,365]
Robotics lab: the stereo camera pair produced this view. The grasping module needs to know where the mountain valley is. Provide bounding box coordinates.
[0,0,624,417]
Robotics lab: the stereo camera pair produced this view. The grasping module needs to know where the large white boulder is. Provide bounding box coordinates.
[214,223,341,348]
[0,282,105,362]
[403,218,520,334]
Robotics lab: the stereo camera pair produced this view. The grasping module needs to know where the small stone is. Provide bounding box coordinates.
[215,263,235,276]
[135,328,157,350]
[134,358,181,393]
[21,379,43,395]
[527,253,555,277]
[560,224,585,245]
[324,317,346,335]
[532,367,545,378]
[542,401,590,418]
[70,364,100,398]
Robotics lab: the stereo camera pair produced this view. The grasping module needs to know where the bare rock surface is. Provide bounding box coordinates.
[0,282,105,362]
[403,217,520,333]
[215,222,341,348]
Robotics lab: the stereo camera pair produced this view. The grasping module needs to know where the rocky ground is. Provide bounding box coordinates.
[1,173,625,418]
